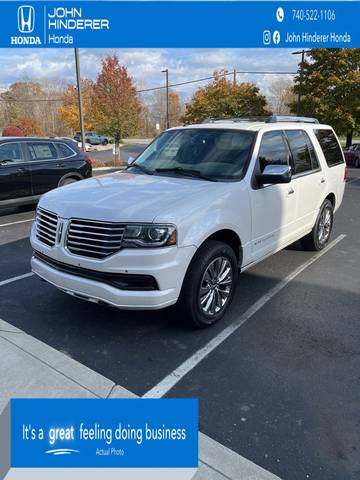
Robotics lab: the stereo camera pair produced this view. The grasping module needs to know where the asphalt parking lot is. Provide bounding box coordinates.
[1,168,359,480]
[90,142,147,164]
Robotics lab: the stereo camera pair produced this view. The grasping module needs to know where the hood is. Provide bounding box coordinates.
[39,171,222,223]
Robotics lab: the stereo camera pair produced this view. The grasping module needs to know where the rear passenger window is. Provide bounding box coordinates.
[28,142,58,161]
[0,143,24,164]
[315,129,344,167]
[56,143,75,158]
[286,130,318,175]
[258,131,289,172]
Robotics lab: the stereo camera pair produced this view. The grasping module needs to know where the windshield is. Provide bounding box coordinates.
[129,128,255,181]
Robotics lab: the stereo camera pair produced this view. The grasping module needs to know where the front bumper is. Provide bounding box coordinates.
[30,224,196,310]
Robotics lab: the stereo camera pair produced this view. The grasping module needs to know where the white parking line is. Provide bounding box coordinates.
[0,272,34,287]
[143,234,347,398]
[0,218,34,228]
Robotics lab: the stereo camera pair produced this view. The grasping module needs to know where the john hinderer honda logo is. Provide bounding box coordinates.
[18,5,35,33]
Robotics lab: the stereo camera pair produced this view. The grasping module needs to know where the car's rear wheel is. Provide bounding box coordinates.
[355,158,360,168]
[58,177,78,187]
[102,139,108,146]
[300,199,334,251]
[178,240,238,328]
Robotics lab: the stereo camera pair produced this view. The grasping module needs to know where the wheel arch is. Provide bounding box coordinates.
[58,172,83,187]
[325,192,336,209]
[199,229,242,265]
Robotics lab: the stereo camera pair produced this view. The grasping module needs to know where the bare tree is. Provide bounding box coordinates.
[140,89,184,136]
[268,78,296,115]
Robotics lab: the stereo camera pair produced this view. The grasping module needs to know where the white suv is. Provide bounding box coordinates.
[30,116,346,327]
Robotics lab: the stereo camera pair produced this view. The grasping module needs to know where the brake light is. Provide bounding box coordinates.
[84,155,92,167]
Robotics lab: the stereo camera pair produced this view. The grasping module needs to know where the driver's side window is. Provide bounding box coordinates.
[258,131,290,172]
[0,142,24,164]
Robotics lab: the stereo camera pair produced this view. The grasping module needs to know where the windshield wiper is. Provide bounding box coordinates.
[155,167,218,182]
[127,162,153,175]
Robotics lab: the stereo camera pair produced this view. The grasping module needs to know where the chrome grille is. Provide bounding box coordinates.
[66,219,126,259]
[36,208,59,247]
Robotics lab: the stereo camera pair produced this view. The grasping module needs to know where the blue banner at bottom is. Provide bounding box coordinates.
[0,398,198,476]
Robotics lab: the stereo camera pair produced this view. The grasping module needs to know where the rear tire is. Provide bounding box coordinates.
[355,158,360,168]
[177,240,238,328]
[58,177,78,187]
[300,199,334,251]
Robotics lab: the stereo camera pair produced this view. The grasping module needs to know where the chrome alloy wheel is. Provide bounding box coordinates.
[199,257,233,316]
[318,206,332,244]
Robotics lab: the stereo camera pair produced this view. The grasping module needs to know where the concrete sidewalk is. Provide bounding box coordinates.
[0,318,281,480]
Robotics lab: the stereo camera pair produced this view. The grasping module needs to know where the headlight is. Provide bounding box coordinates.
[122,224,177,248]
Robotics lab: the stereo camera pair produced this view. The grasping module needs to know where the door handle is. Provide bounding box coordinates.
[320,178,326,184]
[56,163,65,168]
[16,167,27,174]
[288,187,295,195]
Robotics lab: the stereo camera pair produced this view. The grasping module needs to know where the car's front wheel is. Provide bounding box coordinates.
[301,199,334,251]
[178,240,238,328]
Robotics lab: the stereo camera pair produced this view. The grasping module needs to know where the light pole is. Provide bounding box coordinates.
[74,48,86,152]
[292,49,311,116]
[162,69,169,129]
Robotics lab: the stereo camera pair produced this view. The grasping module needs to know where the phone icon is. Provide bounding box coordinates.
[276,7,284,22]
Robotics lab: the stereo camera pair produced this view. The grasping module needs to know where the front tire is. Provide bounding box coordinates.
[178,240,238,328]
[300,199,334,251]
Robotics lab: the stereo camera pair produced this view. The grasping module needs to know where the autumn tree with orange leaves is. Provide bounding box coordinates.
[58,79,95,132]
[2,116,44,137]
[92,55,142,155]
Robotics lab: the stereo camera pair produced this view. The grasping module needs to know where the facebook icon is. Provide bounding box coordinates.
[17,6,35,33]
[273,30,281,45]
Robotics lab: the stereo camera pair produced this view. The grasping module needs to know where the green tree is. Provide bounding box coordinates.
[290,49,360,146]
[92,55,142,157]
[182,71,271,124]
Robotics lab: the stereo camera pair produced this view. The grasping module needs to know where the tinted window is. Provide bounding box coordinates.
[286,130,317,174]
[132,128,255,180]
[28,142,58,161]
[307,134,319,169]
[258,131,289,172]
[0,143,24,164]
[56,143,75,158]
[315,129,344,167]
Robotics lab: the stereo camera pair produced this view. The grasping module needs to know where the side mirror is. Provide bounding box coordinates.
[127,156,135,166]
[256,164,292,185]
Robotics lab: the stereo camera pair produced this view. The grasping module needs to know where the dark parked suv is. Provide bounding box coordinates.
[344,143,360,168]
[0,137,92,208]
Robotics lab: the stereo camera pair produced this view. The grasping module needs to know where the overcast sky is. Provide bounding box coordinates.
[0,48,300,99]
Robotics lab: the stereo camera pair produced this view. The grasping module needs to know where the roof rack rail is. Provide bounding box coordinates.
[201,115,319,125]
[201,116,266,124]
[265,115,319,124]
